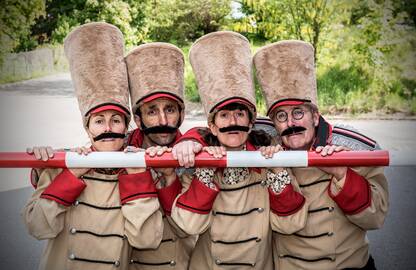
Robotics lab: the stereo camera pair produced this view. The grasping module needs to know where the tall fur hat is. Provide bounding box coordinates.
[189,31,256,123]
[64,22,130,128]
[125,42,185,125]
[253,40,317,116]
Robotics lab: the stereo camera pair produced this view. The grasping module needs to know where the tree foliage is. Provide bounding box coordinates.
[0,0,45,61]
[145,0,231,46]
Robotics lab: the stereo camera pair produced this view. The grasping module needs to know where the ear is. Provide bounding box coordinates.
[208,122,219,137]
[134,115,142,130]
[313,111,320,127]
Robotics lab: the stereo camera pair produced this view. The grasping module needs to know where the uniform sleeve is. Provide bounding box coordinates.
[170,173,219,235]
[269,169,308,234]
[22,169,79,240]
[328,166,389,230]
[156,177,190,238]
[119,171,164,249]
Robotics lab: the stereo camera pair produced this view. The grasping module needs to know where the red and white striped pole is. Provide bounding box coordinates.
[0,150,413,168]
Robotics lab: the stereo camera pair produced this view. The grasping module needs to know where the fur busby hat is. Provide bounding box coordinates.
[125,42,185,124]
[253,40,317,116]
[64,22,131,128]
[189,31,256,123]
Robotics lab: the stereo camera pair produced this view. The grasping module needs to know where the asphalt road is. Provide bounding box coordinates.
[0,73,416,269]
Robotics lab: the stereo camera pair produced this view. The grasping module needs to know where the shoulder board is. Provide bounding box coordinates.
[332,124,380,150]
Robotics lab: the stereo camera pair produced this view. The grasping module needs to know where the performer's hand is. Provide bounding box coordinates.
[27,146,54,161]
[203,146,226,158]
[172,140,203,168]
[315,145,350,180]
[259,144,284,159]
[145,146,176,188]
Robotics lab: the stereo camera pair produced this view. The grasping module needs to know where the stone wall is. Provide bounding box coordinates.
[0,46,68,83]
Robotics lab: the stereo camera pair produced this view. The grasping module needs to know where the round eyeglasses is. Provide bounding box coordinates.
[274,108,305,123]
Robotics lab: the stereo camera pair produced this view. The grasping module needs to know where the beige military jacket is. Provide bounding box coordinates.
[129,213,197,270]
[170,166,308,270]
[23,168,163,270]
[272,119,389,269]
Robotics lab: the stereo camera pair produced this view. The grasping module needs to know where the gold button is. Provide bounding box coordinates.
[114,260,120,267]
[215,259,221,265]
[70,228,76,234]
[170,261,176,266]
[257,208,264,213]
[69,253,75,260]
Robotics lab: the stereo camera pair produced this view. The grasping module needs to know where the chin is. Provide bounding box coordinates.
[93,141,124,152]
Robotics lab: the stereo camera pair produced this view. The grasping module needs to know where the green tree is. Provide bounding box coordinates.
[29,0,149,47]
[146,0,232,45]
[234,0,349,62]
[0,0,45,61]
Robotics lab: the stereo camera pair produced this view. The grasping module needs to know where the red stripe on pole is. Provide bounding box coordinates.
[0,152,67,168]
[307,150,389,167]
[145,152,227,168]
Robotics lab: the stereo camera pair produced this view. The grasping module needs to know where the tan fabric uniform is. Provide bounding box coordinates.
[23,169,163,270]
[23,22,163,270]
[254,40,389,269]
[169,32,308,270]
[172,169,307,270]
[125,43,196,270]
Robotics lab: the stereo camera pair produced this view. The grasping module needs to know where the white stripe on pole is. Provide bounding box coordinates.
[227,151,308,167]
[389,150,416,166]
[66,152,146,168]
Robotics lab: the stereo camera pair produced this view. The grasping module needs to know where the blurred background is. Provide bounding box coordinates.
[1,0,415,116]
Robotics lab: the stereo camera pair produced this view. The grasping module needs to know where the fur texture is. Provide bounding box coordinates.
[254,40,317,114]
[64,22,130,127]
[189,31,256,122]
[125,43,185,116]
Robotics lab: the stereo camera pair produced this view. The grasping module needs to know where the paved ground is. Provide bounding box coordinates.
[0,74,415,269]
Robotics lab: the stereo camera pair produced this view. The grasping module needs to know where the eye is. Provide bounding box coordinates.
[275,111,287,122]
[94,119,103,124]
[113,118,121,124]
[147,109,156,116]
[166,106,177,114]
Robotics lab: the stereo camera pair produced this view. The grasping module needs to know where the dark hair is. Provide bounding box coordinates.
[197,127,272,147]
[213,103,254,122]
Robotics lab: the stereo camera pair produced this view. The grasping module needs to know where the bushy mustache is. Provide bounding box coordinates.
[143,125,178,135]
[219,125,250,133]
[281,126,306,137]
[93,132,126,142]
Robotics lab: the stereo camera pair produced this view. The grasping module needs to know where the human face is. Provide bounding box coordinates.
[209,108,252,150]
[136,98,181,147]
[87,110,127,151]
[271,104,319,150]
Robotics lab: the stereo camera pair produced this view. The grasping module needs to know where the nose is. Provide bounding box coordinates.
[286,115,295,127]
[105,122,112,132]
[158,112,168,126]
[230,113,238,125]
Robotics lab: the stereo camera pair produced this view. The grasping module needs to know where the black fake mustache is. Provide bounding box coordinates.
[143,125,178,135]
[93,132,126,142]
[281,126,306,137]
[219,125,250,133]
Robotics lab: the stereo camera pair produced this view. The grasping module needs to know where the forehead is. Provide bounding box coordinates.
[140,98,179,110]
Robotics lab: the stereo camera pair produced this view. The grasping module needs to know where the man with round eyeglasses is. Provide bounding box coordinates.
[254,41,388,270]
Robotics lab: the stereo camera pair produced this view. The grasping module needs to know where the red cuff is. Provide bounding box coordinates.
[175,127,208,146]
[40,169,86,206]
[119,170,157,204]
[176,177,219,214]
[157,177,182,216]
[269,184,305,216]
[328,168,371,215]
